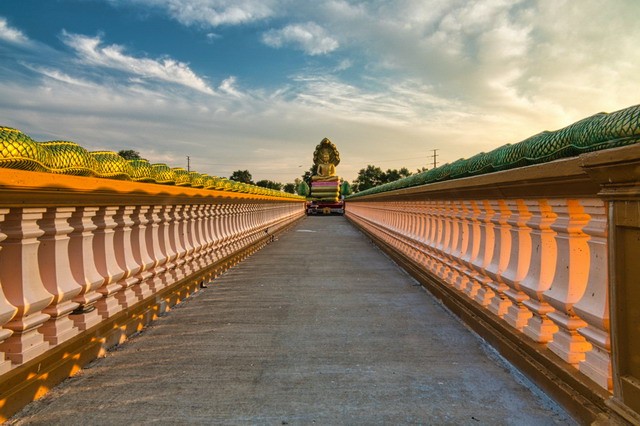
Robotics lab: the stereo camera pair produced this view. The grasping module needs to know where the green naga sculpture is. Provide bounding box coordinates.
[0,126,304,199]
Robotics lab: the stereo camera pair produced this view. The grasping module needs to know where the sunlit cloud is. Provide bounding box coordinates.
[262,22,339,55]
[61,32,215,94]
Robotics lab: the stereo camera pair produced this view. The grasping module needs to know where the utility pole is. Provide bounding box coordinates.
[187,156,190,172]
[429,149,439,169]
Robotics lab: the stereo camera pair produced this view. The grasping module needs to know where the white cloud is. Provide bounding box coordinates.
[0,17,29,44]
[107,0,277,27]
[61,32,214,94]
[218,76,243,97]
[262,22,339,55]
[334,59,352,72]
[24,65,96,88]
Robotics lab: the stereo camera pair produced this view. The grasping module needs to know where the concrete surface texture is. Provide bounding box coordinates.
[8,217,575,425]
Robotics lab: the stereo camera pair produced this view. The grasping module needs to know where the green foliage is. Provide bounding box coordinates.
[340,180,352,196]
[302,164,315,186]
[352,165,413,192]
[352,165,383,192]
[256,179,283,190]
[298,181,310,197]
[383,167,412,182]
[283,183,297,194]
[229,169,253,184]
[118,149,141,160]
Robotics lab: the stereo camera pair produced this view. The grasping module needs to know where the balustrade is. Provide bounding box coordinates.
[0,169,305,389]
[345,153,620,401]
[345,142,640,426]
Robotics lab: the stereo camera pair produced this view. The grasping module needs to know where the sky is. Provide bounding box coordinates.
[0,0,638,185]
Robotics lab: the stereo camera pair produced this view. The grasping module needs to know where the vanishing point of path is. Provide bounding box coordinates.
[9,217,574,425]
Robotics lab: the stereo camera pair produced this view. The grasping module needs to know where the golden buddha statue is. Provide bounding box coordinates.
[311,138,340,182]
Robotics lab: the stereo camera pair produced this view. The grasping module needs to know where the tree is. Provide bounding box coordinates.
[382,167,412,182]
[301,165,315,187]
[256,179,283,191]
[283,183,297,194]
[118,150,141,160]
[229,170,253,184]
[352,165,384,192]
[352,165,414,192]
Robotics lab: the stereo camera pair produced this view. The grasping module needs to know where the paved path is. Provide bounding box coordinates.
[9,217,574,425]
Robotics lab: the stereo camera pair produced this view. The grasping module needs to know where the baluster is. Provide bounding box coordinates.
[113,206,141,309]
[177,205,194,274]
[145,206,163,271]
[219,204,230,257]
[230,202,241,259]
[424,201,438,270]
[466,200,495,301]
[130,205,155,300]
[38,207,82,345]
[250,203,261,245]
[227,203,239,254]
[144,205,169,293]
[133,206,156,273]
[446,201,466,285]
[183,205,200,271]
[486,200,514,317]
[473,200,499,306]
[456,201,481,292]
[545,199,595,367]
[572,199,611,389]
[161,205,179,274]
[442,201,464,286]
[435,201,454,279]
[521,199,559,343]
[195,204,209,262]
[68,207,105,330]
[410,202,423,263]
[238,203,250,248]
[211,204,223,262]
[0,208,53,364]
[171,205,189,278]
[502,200,534,329]
[232,203,245,252]
[200,204,215,264]
[93,206,126,319]
[415,201,429,266]
[446,201,461,261]
[0,208,18,373]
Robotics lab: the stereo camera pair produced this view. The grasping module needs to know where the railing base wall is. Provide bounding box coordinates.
[346,213,624,425]
[0,214,303,422]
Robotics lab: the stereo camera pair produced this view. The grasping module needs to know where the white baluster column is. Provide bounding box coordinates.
[0,208,53,364]
[0,208,18,373]
[38,207,82,345]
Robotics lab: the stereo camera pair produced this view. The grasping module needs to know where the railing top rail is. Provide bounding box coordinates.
[0,168,305,207]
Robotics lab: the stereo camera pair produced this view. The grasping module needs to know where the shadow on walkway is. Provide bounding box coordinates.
[9,217,574,425]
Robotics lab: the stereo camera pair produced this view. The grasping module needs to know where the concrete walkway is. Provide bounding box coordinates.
[9,217,574,425]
